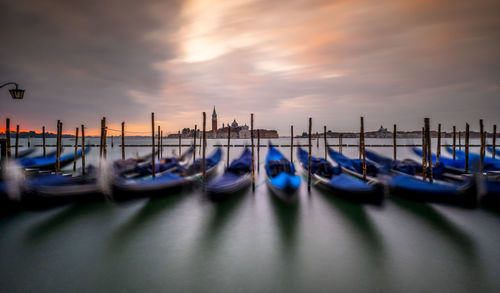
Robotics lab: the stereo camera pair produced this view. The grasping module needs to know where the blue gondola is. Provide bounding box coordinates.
[298,148,383,204]
[330,148,477,208]
[487,146,500,158]
[16,147,36,158]
[265,145,301,200]
[206,147,252,200]
[112,147,222,200]
[18,147,90,170]
[444,147,500,170]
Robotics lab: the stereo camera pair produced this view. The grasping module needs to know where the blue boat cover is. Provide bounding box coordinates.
[19,147,89,168]
[367,150,446,178]
[265,145,301,191]
[206,148,252,193]
[413,147,500,171]
[297,147,341,178]
[487,146,500,157]
[328,148,379,177]
[388,174,470,195]
[328,173,377,192]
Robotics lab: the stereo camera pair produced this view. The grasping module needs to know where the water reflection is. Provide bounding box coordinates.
[24,202,105,244]
[110,193,187,250]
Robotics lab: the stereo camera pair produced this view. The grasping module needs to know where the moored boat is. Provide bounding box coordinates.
[298,147,383,204]
[265,145,301,200]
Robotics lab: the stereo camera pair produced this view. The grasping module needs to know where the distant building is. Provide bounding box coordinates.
[212,106,217,132]
[204,106,279,138]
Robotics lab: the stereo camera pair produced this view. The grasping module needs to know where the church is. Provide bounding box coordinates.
[206,106,279,139]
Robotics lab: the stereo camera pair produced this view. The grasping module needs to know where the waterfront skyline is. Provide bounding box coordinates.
[1,0,499,136]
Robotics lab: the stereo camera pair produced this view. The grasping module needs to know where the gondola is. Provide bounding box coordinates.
[205,147,252,200]
[16,147,36,158]
[112,147,222,200]
[18,147,90,171]
[298,148,383,204]
[329,148,477,208]
[487,146,500,158]
[16,166,104,208]
[265,145,301,200]
[444,147,500,171]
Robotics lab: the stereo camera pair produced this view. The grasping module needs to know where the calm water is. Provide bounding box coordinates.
[1,138,499,293]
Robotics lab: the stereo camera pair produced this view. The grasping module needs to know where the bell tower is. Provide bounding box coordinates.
[212,106,217,131]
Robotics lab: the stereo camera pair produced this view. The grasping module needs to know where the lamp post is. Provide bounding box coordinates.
[0,82,25,99]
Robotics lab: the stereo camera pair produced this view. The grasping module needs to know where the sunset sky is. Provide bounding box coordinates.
[1,0,499,135]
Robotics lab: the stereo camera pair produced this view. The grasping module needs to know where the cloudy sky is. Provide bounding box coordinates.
[1,0,499,135]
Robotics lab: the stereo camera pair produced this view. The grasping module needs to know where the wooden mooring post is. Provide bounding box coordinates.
[360,117,366,181]
[422,127,427,181]
[251,113,255,191]
[493,125,497,159]
[227,126,231,168]
[199,129,202,156]
[160,130,163,158]
[436,123,441,165]
[103,119,107,159]
[158,126,161,160]
[324,125,327,160]
[339,134,342,154]
[425,118,433,182]
[15,124,19,158]
[480,119,485,173]
[308,118,312,191]
[121,122,125,160]
[193,125,197,162]
[6,118,11,159]
[393,124,397,160]
[202,112,206,182]
[452,126,456,160]
[465,123,470,172]
[459,130,462,150]
[81,124,86,174]
[257,129,260,172]
[99,118,104,159]
[178,130,181,158]
[42,126,46,157]
[316,131,319,148]
[290,125,293,163]
[56,120,62,173]
[151,113,156,178]
[73,127,79,172]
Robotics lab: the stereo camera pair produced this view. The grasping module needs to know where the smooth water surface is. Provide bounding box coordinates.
[1,138,499,293]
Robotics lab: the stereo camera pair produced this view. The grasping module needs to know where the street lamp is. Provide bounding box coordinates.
[0,82,25,99]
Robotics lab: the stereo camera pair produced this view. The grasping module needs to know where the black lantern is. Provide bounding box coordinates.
[1,82,25,99]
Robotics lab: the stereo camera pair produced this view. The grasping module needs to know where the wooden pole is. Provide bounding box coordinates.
[493,125,497,159]
[316,132,319,148]
[452,126,456,160]
[151,113,156,178]
[199,129,202,156]
[308,118,312,191]
[15,125,19,158]
[5,118,10,159]
[193,125,197,162]
[251,113,255,191]
[480,119,484,173]
[157,126,161,160]
[339,134,342,154]
[73,127,79,172]
[81,125,86,175]
[465,123,470,172]
[257,129,260,172]
[393,124,397,160]
[121,122,125,160]
[290,125,293,163]
[361,117,366,180]
[425,118,433,182]
[28,135,30,147]
[161,130,163,158]
[459,130,462,150]
[111,135,113,147]
[422,127,427,181]
[202,112,206,182]
[56,120,62,173]
[103,118,107,159]
[99,118,104,159]
[436,123,441,165]
[227,126,231,168]
[42,126,46,157]
[178,130,181,158]
[324,125,327,160]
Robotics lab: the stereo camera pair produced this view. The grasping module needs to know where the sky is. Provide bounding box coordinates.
[1,0,499,135]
